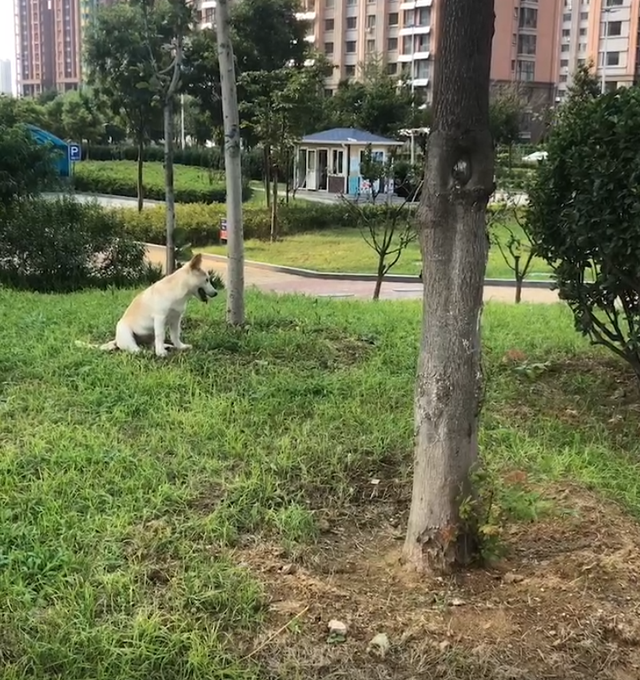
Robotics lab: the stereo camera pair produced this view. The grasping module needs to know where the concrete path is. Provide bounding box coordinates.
[146,245,558,303]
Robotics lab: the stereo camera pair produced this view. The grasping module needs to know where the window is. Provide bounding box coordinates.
[560,59,569,67]
[606,0,623,6]
[324,42,334,55]
[580,11,588,19]
[517,33,537,55]
[563,12,571,20]
[345,64,356,76]
[579,42,587,51]
[346,16,357,29]
[387,37,398,51]
[607,21,622,36]
[517,60,535,81]
[331,149,344,175]
[402,34,412,54]
[345,40,356,53]
[403,10,414,26]
[415,33,430,52]
[519,7,537,28]
[561,43,570,52]
[325,0,334,7]
[347,0,356,4]
[324,88,333,97]
[388,12,398,26]
[417,7,430,26]
[580,28,586,36]
[325,18,334,31]
[559,74,568,82]
[367,15,376,28]
[366,39,375,52]
[386,62,397,74]
[414,59,430,79]
[606,51,620,66]
[562,29,570,37]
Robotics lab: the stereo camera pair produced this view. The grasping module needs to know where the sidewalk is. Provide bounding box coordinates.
[146,245,559,303]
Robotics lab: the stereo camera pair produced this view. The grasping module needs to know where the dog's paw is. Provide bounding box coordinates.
[155,348,169,358]
[176,343,192,351]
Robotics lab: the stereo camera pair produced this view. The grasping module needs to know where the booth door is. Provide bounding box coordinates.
[306,149,317,190]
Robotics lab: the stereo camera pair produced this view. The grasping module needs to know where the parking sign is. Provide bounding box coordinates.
[68,143,82,162]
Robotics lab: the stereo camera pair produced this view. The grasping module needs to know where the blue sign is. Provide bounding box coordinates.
[68,143,82,162]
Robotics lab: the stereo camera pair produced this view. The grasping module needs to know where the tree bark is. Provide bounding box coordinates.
[136,135,144,213]
[216,0,245,326]
[404,0,495,574]
[264,146,271,208]
[164,97,176,274]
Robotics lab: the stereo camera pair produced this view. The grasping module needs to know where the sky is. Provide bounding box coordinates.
[0,0,16,93]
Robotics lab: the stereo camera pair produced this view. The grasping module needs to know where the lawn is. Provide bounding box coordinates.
[203,226,552,280]
[2,288,640,679]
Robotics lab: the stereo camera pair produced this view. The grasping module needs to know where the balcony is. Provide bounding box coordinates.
[400,0,432,9]
[398,50,430,62]
[296,11,316,21]
[411,77,430,87]
[399,24,431,36]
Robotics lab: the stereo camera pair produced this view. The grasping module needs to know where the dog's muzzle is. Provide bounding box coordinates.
[197,287,217,303]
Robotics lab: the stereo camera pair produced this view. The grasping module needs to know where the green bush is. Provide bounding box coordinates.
[73,160,253,204]
[85,144,266,180]
[117,201,399,245]
[0,196,161,292]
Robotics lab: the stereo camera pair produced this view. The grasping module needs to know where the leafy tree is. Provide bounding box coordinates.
[0,95,48,129]
[489,85,524,150]
[85,1,164,211]
[344,145,420,300]
[526,68,640,380]
[138,0,194,274]
[404,0,495,573]
[488,196,535,303]
[239,57,331,239]
[184,0,310,146]
[0,124,56,211]
[326,59,415,137]
[60,91,107,147]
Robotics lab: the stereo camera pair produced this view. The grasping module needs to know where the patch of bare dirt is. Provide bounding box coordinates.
[235,485,640,679]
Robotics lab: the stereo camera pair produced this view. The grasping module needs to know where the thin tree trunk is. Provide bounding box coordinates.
[373,258,385,301]
[264,146,271,208]
[136,136,144,213]
[164,98,176,274]
[515,278,522,303]
[404,0,495,574]
[216,0,245,326]
[271,168,278,242]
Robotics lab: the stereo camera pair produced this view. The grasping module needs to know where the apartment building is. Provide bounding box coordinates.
[558,0,640,98]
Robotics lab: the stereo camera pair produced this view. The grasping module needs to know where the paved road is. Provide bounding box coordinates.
[146,245,558,303]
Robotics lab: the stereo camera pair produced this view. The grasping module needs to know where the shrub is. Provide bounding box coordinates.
[73,160,253,204]
[84,144,265,180]
[117,201,403,245]
[0,196,161,292]
[0,123,58,210]
[526,74,640,380]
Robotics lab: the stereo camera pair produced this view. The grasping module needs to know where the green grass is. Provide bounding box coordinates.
[202,226,552,279]
[1,288,639,678]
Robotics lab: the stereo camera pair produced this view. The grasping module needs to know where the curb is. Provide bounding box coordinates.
[145,243,554,289]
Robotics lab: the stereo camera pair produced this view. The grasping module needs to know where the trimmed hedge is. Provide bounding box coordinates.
[84,144,265,181]
[116,201,406,245]
[73,160,253,204]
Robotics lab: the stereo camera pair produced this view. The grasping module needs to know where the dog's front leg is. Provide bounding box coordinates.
[153,316,168,357]
[168,313,191,351]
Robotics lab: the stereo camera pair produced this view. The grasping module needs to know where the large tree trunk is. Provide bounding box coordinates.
[216,0,245,326]
[404,0,495,574]
[136,135,144,213]
[164,98,176,274]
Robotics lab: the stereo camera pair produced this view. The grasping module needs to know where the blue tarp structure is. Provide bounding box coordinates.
[24,124,70,178]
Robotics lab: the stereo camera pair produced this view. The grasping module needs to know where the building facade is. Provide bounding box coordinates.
[558,0,640,98]
[0,59,12,94]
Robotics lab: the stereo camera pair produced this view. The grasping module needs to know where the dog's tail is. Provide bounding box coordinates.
[75,340,118,351]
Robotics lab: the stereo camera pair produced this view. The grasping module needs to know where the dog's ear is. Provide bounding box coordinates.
[188,253,203,270]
